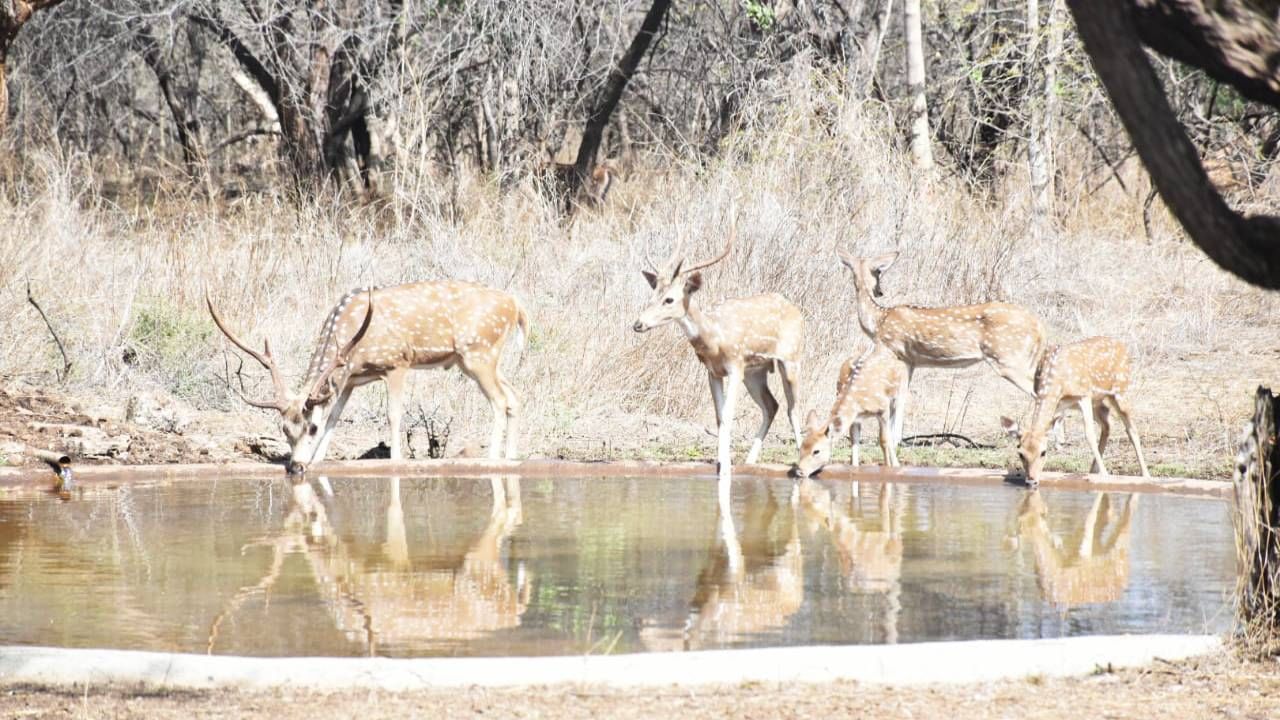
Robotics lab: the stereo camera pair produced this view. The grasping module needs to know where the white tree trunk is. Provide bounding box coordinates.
[904,0,934,170]
[1027,0,1063,227]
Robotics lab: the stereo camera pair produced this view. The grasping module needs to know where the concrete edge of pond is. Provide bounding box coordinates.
[0,458,1231,499]
[0,635,1221,690]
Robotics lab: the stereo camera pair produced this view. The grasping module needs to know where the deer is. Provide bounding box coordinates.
[633,206,805,488]
[540,155,615,212]
[796,344,908,477]
[208,280,528,474]
[1000,336,1151,486]
[837,249,1055,447]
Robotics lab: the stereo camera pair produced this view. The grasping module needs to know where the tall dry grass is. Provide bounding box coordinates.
[2,71,1277,465]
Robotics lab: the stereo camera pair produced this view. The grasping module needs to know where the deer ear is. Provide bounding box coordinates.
[828,417,845,437]
[870,251,899,274]
[684,271,703,294]
[804,410,822,432]
[641,270,659,289]
[836,248,857,271]
[1000,416,1021,440]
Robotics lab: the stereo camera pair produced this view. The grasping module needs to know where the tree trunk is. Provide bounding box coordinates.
[572,0,671,188]
[1067,0,1280,289]
[1234,386,1280,650]
[904,0,933,170]
[1026,0,1062,228]
[860,0,895,97]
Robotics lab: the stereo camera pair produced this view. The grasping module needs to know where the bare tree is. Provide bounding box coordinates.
[1025,0,1063,228]
[903,0,933,170]
[1067,0,1280,290]
[0,0,67,138]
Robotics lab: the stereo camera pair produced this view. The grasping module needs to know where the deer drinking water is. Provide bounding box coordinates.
[1000,336,1150,486]
[633,207,805,488]
[208,280,528,473]
[838,250,1049,444]
[796,345,908,477]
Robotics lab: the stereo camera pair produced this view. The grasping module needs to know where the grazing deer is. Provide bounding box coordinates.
[633,208,805,485]
[796,345,908,477]
[837,250,1050,445]
[208,280,528,473]
[542,161,615,211]
[1000,336,1150,486]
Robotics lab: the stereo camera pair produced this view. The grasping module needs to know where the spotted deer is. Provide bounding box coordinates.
[1000,336,1150,486]
[838,250,1050,444]
[542,161,615,211]
[208,280,528,473]
[796,344,908,477]
[633,207,805,486]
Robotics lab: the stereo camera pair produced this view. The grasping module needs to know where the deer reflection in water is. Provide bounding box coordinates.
[1010,490,1137,607]
[642,481,804,651]
[208,475,530,655]
[795,479,904,643]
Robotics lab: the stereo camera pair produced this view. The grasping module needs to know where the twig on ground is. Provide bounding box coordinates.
[900,432,994,449]
[26,281,72,382]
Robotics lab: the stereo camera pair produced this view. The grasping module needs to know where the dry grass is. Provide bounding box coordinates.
[2,72,1276,471]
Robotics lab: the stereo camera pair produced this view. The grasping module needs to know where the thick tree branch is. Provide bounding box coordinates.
[1068,0,1280,289]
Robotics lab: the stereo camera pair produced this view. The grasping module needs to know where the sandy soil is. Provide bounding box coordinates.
[0,651,1277,719]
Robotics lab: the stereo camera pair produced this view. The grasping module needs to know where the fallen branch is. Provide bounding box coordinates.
[26,281,72,382]
[900,432,994,449]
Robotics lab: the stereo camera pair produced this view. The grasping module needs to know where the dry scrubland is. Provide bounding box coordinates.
[2,75,1277,476]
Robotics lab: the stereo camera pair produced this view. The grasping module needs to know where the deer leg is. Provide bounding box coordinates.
[1091,399,1112,473]
[718,369,742,483]
[850,421,862,467]
[708,371,725,430]
[497,374,520,459]
[1078,398,1108,476]
[385,368,408,461]
[1079,492,1107,559]
[892,370,912,445]
[1110,395,1151,477]
[879,413,899,467]
[777,359,803,447]
[743,369,778,464]
[460,356,509,461]
[310,384,354,465]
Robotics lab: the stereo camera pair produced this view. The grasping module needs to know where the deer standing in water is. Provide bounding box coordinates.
[838,250,1050,445]
[633,206,805,490]
[1001,336,1150,486]
[796,345,908,476]
[208,281,528,473]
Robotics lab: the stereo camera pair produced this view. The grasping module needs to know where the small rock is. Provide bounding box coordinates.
[125,392,195,435]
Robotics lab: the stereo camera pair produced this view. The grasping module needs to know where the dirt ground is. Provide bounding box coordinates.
[0,650,1276,719]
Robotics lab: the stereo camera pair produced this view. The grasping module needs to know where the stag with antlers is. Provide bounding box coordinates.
[838,250,1052,445]
[208,281,528,473]
[633,206,805,488]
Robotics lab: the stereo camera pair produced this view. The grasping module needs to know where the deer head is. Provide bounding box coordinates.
[837,250,899,299]
[1001,416,1047,485]
[208,292,373,473]
[632,205,736,333]
[796,409,843,478]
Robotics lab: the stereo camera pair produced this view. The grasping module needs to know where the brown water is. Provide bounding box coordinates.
[0,475,1234,658]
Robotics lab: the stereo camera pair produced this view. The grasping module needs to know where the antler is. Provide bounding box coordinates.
[307,290,375,404]
[682,200,737,276]
[207,295,288,410]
